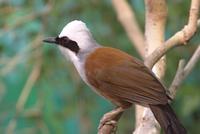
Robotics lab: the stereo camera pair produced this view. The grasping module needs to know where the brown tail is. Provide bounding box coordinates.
[150,104,187,134]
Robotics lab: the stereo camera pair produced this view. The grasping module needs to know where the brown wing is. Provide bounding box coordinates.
[85,47,168,106]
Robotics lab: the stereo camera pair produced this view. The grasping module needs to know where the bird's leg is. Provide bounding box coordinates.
[98,107,125,131]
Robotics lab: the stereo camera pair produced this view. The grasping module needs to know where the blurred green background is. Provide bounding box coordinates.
[0,0,200,134]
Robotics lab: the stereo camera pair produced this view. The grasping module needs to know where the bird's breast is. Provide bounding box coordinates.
[70,47,106,95]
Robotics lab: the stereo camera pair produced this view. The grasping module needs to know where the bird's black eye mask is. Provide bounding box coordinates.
[43,36,80,54]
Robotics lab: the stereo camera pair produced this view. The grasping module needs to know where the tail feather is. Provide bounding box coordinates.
[150,104,187,134]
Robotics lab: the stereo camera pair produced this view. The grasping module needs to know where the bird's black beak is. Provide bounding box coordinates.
[43,37,58,44]
[43,36,80,54]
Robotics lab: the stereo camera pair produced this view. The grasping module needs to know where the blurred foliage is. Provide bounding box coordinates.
[0,0,200,134]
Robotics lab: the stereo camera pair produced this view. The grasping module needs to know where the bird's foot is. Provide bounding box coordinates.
[97,107,127,134]
[98,118,117,130]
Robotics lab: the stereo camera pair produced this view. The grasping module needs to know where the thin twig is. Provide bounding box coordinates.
[6,60,42,134]
[111,0,145,58]
[169,45,200,98]
[184,46,200,76]
[5,36,43,134]
[198,19,200,26]
[16,60,42,113]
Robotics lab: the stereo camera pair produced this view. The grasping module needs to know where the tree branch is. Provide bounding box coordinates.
[111,0,145,58]
[135,0,200,133]
[169,45,200,98]
[134,0,167,133]
[6,60,42,134]
[102,0,200,134]
[145,0,200,69]
[6,36,43,134]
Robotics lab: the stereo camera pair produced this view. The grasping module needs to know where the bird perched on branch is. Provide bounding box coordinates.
[44,20,186,134]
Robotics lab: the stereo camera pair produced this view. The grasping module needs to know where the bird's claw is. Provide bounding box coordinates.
[98,119,117,131]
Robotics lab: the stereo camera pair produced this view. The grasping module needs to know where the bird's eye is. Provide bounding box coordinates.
[63,37,69,43]
[56,36,69,45]
[55,36,79,54]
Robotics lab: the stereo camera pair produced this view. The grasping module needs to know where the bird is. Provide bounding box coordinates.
[43,20,186,134]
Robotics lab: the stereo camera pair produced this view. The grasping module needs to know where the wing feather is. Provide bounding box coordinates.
[85,47,169,106]
[95,58,168,105]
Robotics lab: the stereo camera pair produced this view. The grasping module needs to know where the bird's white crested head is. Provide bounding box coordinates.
[58,20,99,54]
[43,20,101,77]
[59,20,89,38]
[43,20,100,82]
[56,20,100,81]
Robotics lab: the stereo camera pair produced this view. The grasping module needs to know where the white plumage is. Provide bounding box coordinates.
[58,20,100,85]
